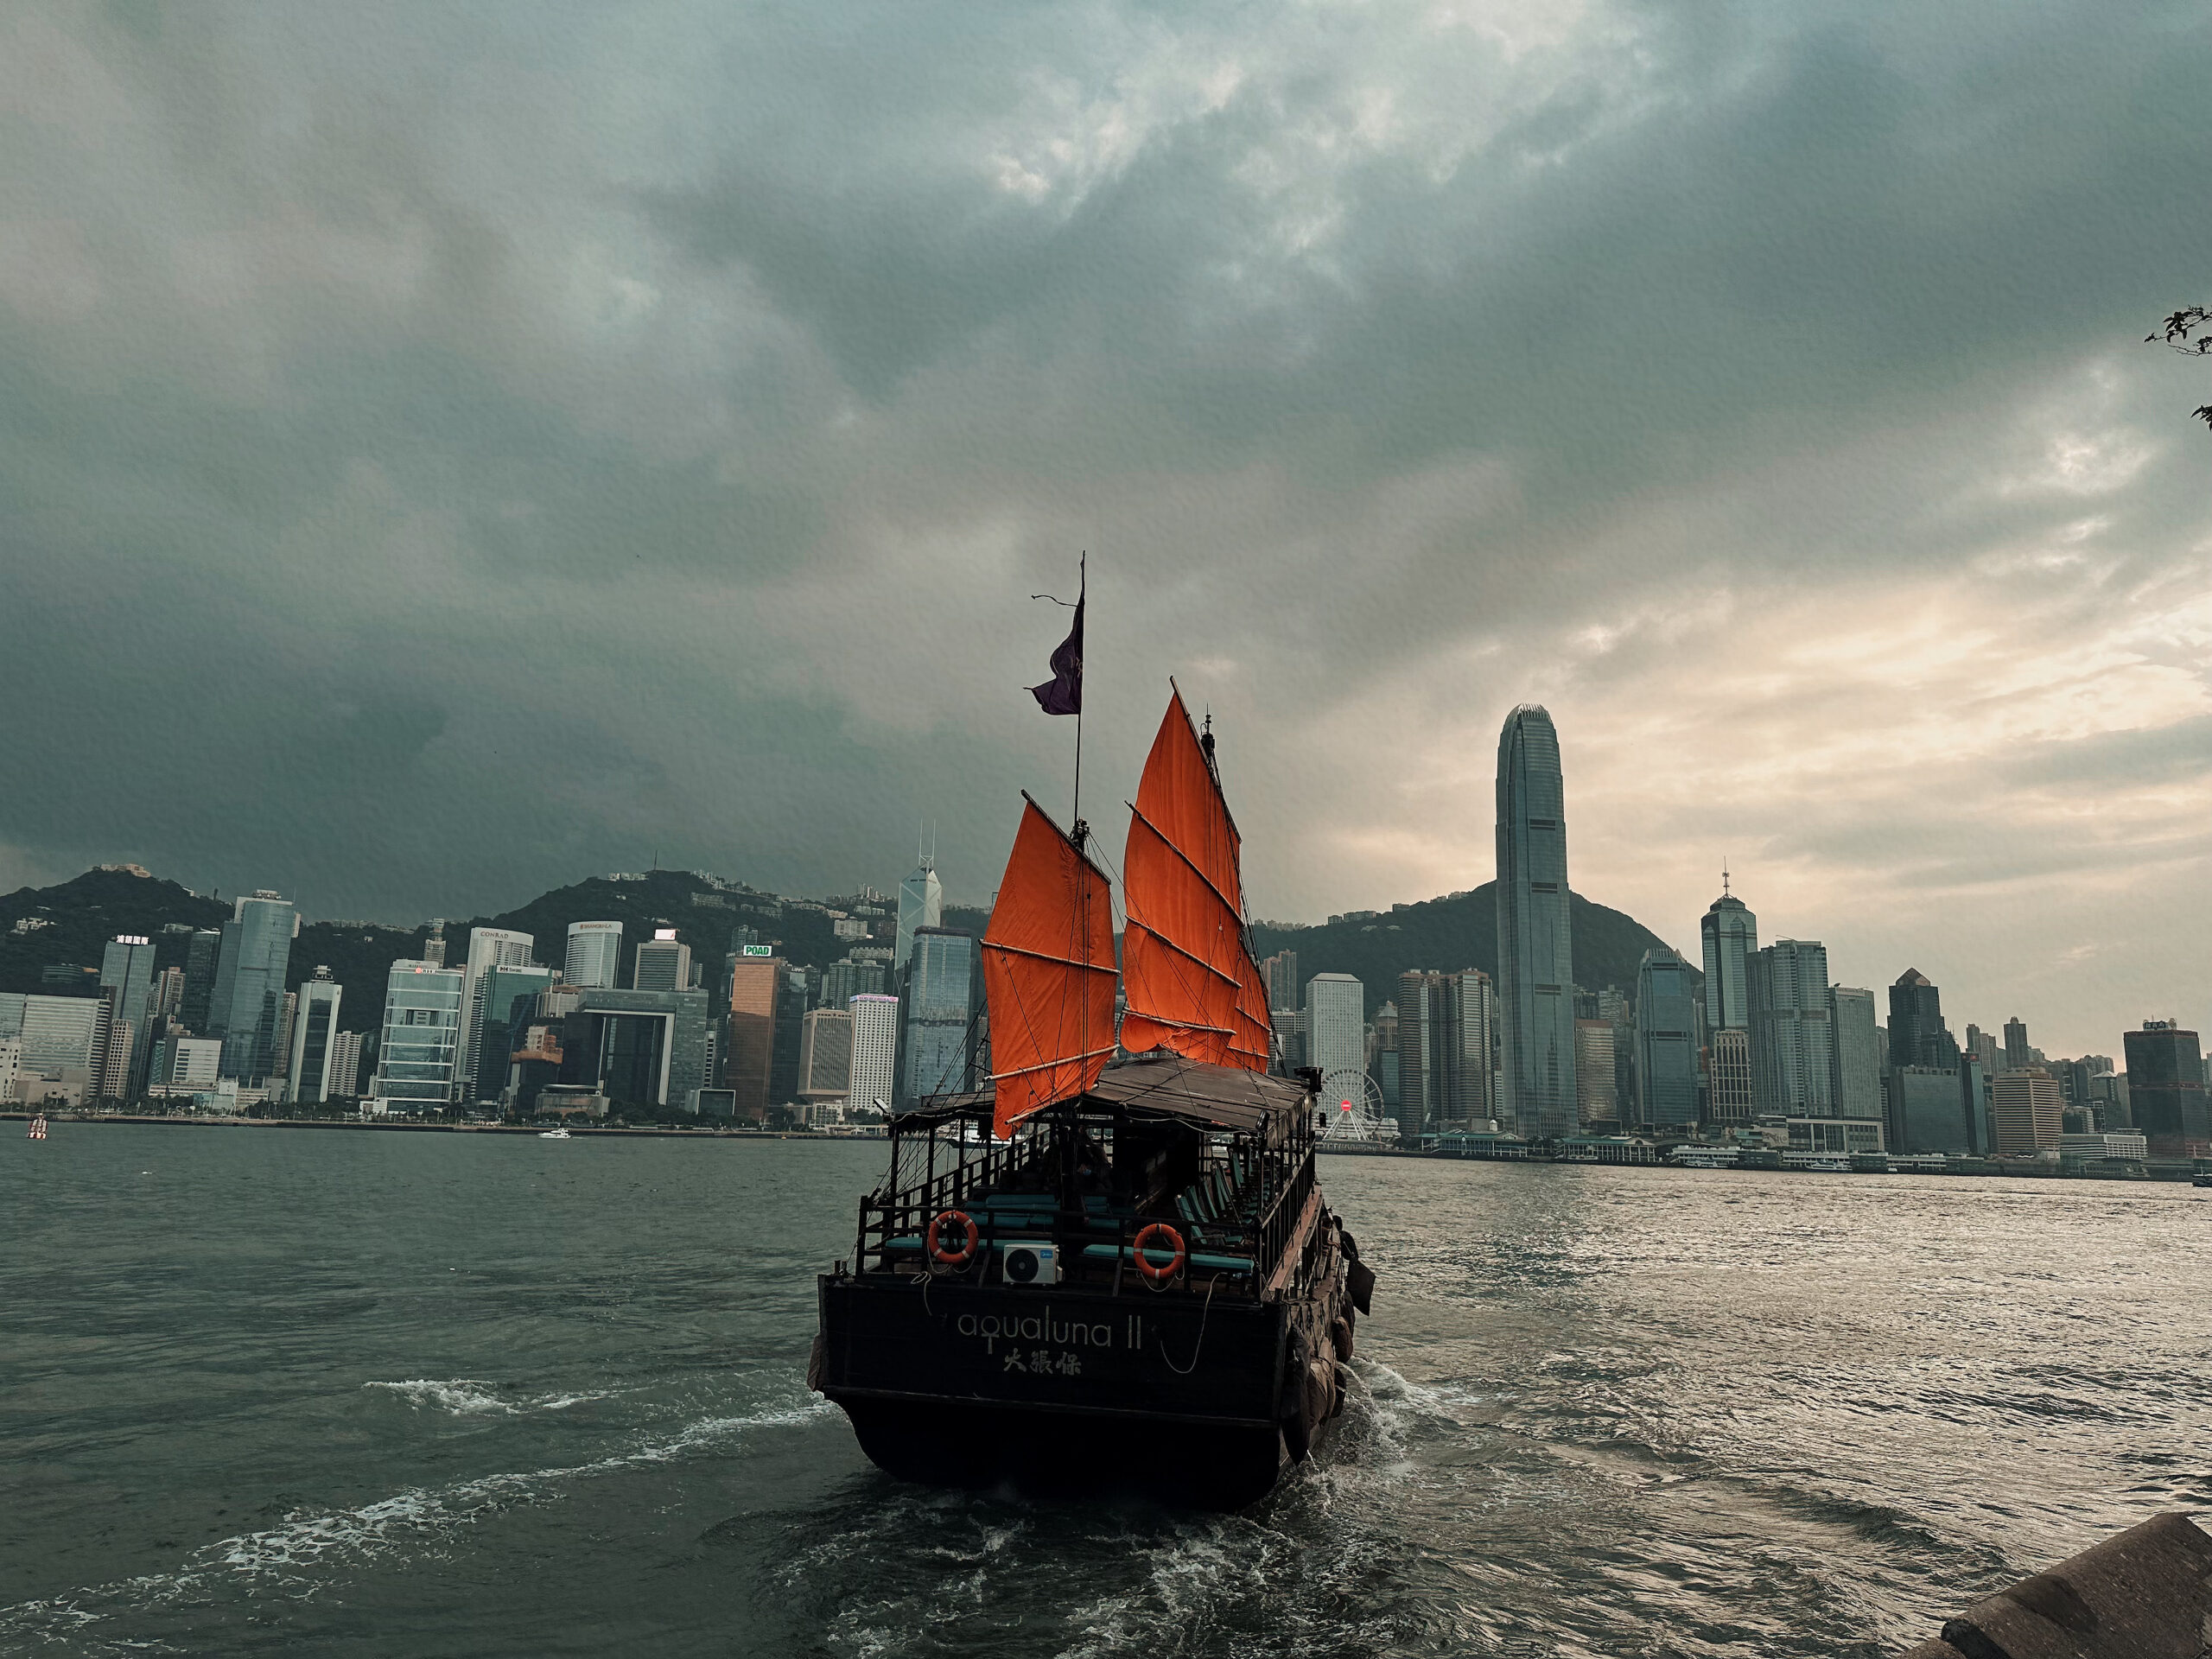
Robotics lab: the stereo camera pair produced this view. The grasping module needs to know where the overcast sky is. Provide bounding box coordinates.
[5,1,2209,1055]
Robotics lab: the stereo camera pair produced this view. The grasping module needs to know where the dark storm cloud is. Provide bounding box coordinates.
[2,0,2209,1051]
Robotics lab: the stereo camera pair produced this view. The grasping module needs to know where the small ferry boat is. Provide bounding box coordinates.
[1669,1144,1738,1168]
[812,689,1373,1509]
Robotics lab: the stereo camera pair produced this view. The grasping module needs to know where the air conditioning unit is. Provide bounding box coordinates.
[1001,1243,1060,1286]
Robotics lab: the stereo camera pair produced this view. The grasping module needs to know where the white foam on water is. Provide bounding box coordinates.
[365,1377,515,1414]
[363,1378,626,1416]
[0,1394,838,1649]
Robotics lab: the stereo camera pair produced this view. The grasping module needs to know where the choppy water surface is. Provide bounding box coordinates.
[3,1128,2207,1656]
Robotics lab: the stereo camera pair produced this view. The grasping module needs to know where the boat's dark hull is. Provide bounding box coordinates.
[815,1263,1351,1509]
[836,1395,1287,1508]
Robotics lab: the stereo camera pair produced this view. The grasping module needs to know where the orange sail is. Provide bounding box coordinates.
[1120,690,1270,1073]
[982,796,1118,1137]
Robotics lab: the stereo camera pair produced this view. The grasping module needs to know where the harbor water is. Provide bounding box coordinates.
[3,1126,2207,1656]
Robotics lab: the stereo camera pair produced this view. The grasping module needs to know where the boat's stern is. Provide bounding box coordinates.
[816,1272,1293,1507]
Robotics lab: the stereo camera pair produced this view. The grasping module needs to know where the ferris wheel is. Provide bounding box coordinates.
[1316,1070,1390,1142]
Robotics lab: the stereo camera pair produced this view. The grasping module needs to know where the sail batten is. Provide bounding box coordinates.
[982,796,1117,1138]
[1119,690,1270,1074]
[1127,803,1245,918]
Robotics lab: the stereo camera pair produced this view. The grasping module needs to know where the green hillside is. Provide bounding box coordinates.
[1,865,1688,1034]
[0,867,228,989]
[1249,883,1688,1020]
[0,867,902,1034]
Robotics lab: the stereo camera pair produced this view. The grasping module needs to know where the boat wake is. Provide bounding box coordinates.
[0,1393,836,1653]
[363,1377,619,1415]
[761,1361,1445,1659]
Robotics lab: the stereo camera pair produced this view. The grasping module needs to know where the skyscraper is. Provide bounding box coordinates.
[99,934,158,1098]
[472,963,556,1100]
[16,994,109,1103]
[1827,986,1884,1121]
[798,1007,855,1101]
[847,993,899,1116]
[369,959,464,1116]
[1262,951,1300,1014]
[2002,1016,2031,1071]
[459,927,535,1103]
[1964,1024,2002,1074]
[1991,1067,2063,1156]
[725,954,783,1120]
[564,922,624,990]
[1369,1001,1400,1112]
[287,968,345,1105]
[1394,969,1494,1137]
[270,990,300,1084]
[1395,971,1433,1134]
[1453,969,1497,1127]
[1574,1020,1618,1128]
[821,958,861,1012]
[895,836,943,976]
[1888,1065,1971,1154]
[1494,705,1576,1139]
[770,966,809,1105]
[2122,1021,2209,1158]
[1700,880,1758,1034]
[565,986,712,1108]
[1633,946,1700,1131]
[207,892,300,1084]
[1304,973,1366,1113]
[327,1029,366,1100]
[896,927,980,1105]
[1595,984,1634,1117]
[632,929,692,992]
[180,928,220,1031]
[1887,970,1958,1071]
[1707,1028,1754,1126]
[1748,940,1834,1116]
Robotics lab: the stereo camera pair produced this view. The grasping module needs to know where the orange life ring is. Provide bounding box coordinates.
[927,1210,979,1268]
[1132,1222,1186,1284]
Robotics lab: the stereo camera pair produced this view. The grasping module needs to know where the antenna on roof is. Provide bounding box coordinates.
[1721,859,1731,898]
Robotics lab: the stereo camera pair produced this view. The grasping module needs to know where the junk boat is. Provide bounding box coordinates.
[811,689,1375,1508]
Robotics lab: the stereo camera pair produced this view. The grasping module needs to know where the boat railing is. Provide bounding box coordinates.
[849,1116,1318,1289]
[1248,1151,1314,1286]
[854,1124,1048,1268]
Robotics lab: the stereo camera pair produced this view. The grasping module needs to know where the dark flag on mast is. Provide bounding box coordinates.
[1029,587,1084,716]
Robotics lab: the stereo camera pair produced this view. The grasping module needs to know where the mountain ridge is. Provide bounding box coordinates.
[2,865,1691,1033]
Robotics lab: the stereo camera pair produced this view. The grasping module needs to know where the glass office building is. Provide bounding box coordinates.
[1748,939,1834,1116]
[1634,946,1700,1130]
[472,963,556,1100]
[370,960,465,1115]
[1700,889,1758,1033]
[208,892,299,1083]
[1494,705,1577,1139]
[896,928,978,1105]
[287,968,345,1104]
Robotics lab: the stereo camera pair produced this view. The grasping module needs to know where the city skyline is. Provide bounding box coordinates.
[3,812,2195,1071]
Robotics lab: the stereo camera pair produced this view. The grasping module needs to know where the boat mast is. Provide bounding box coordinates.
[1072,552,1088,1141]
[1070,551,1087,849]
